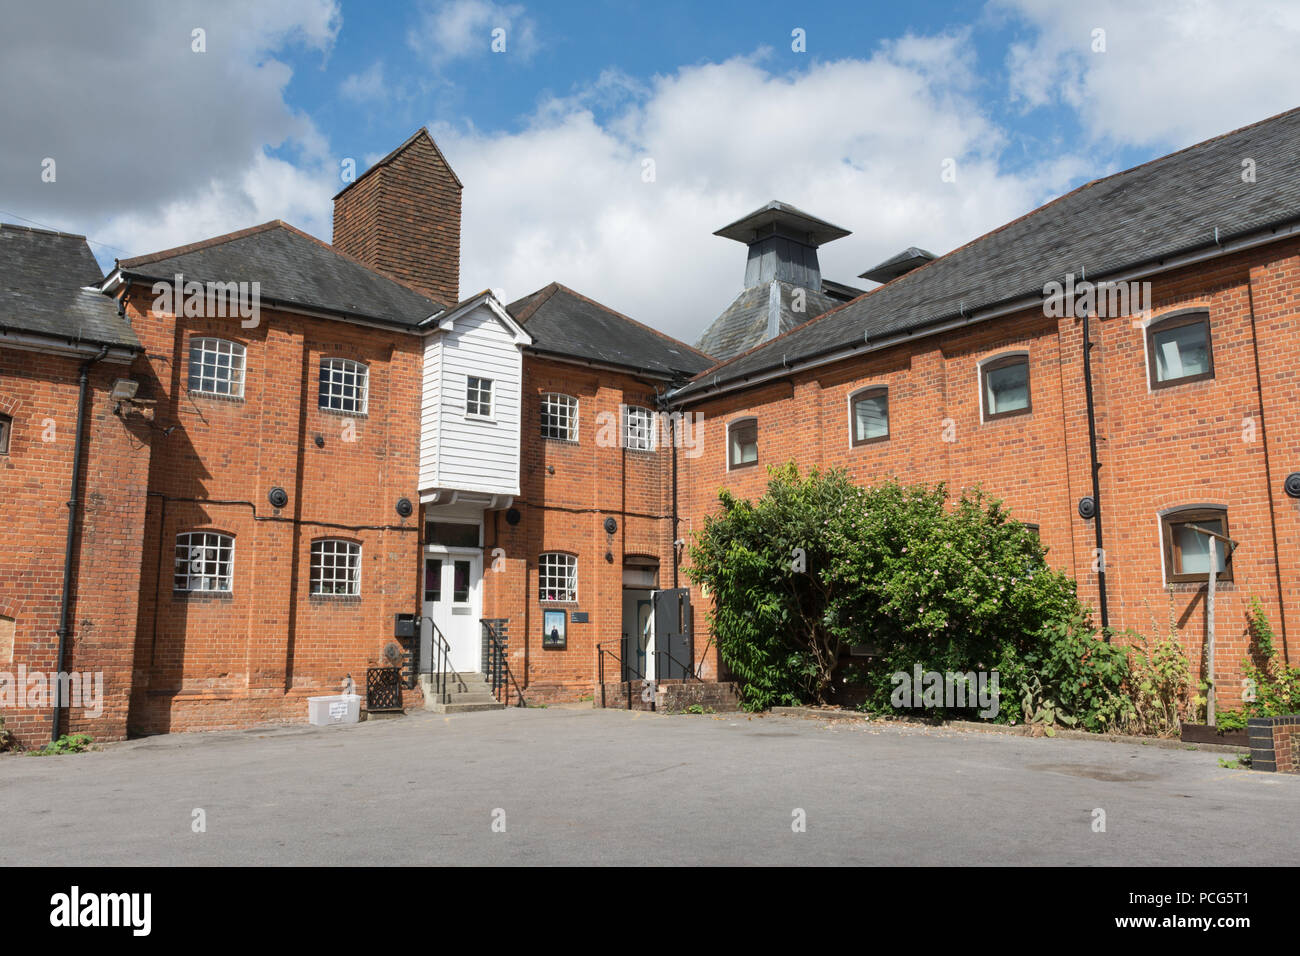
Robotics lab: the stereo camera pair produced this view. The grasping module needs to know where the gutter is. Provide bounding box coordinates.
[53,344,109,741]
[668,215,1300,406]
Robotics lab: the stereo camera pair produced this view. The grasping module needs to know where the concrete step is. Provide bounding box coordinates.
[419,672,506,713]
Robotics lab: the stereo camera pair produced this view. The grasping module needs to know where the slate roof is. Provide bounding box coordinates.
[508,282,715,379]
[0,224,140,350]
[116,221,445,328]
[714,201,851,246]
[859,246,936,284]
[695,280,841,362]
[676,106,1300,398]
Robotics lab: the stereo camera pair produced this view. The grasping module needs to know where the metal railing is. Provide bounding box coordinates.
[424,618,455,707]
[597,640,646,709]
[482,619,526,707]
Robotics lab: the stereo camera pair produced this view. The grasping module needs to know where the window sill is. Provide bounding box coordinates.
[465,414,497,424]
[542,436,580,446]
[188,390,245,404]
[309,593,362,604]
[318,406,368,418]
[172,590,234,603]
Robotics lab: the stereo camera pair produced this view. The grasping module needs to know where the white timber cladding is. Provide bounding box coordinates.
[419,296,529,497]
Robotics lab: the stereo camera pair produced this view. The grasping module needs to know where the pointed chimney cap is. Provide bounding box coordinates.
[714,200,850,247]
[858,246,936,284]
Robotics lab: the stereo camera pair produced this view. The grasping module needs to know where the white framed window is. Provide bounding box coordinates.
[849,386,889,445]
[727,417,758,470]
[541,393,578,441]
[310,539,362,596]
[174,531,234,593]
[188,337,246,398]
[623,405,656,451]
[466,376,493,417]
[319,358,368,414]
[980,353,1031,421]
[538,552,577,603]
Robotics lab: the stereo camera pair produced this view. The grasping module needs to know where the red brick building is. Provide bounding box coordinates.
[671,109,1300,711]
[3,110,1299,744]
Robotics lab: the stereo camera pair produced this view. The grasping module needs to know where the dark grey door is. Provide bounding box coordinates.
[652,588,692,680]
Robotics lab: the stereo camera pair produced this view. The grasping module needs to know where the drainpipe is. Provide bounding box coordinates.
[53,345,109,740]
[671,413,680,588]
[1081,312,1109,634]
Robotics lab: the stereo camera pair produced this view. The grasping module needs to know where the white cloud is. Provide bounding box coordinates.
[340,61,388,102]
[997,0,1300,147]
[439,42,1089,345]
[0,0,340,264]
[407,0,538,66]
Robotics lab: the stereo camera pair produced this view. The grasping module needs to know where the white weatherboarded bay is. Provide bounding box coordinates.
[419,292,531,502]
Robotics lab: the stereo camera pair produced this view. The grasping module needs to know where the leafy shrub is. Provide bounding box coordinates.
[0,715,16,753]
[687,466,1084,714]
[27,733,93,756]
[1117,628,1190,737]
[1217,599,1300,731]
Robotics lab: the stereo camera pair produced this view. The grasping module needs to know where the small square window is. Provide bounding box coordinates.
[467,377,493,417]
[174,531,234,592]
[539,553,577,603]
[623,405,656,451]
[982,355,1031,420]
[188,338,246,398]
[851,388,889,445]
[541,393,578,441]
[729,419,758,469]
[1163,509,1232,583]
[1148,313,1214,388]
[320,358,368,414]
[310,539,361,596]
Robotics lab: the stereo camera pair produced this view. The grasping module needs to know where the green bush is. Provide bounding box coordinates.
[27,733,93,756]
[687,466,1085,715]
[1217,599,1300,731]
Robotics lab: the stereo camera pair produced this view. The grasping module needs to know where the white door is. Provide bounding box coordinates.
[421,551,482,674]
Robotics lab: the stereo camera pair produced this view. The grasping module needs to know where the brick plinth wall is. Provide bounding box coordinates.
[1249,715,1300,772]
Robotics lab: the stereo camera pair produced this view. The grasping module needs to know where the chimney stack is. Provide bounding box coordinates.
[332,128,462,307]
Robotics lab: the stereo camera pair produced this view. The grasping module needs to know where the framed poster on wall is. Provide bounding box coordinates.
[543,609,566,648]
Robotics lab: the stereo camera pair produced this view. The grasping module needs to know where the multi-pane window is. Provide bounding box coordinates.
[728,418,758,469]
[310,539,361,596]
[538,553,578,603]
[319,358,368,414]
[540,393,578,441]
[0,413,10,455]
[850,387,889,445]
[188,337,246,398]
[1163,508,1232,583]
[623,405,656,451]
[982,354,1031,420]
[466,376,493,417]
[174,531,234,592]
[1148,312,1214,388]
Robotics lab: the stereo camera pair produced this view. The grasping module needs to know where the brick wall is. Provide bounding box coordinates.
[333,131,462,308]
[676,238,1300,711]
[123,286,424,734]
[481,356,687,702]
[0,347,151,747]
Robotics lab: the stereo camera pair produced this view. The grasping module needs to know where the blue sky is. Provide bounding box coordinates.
[3,0,1299,341]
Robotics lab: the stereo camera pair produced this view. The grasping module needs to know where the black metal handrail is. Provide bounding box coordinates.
[423,618,455,706]
[654,646,703,683]
[482,619,526,707]
[597,641,646,709]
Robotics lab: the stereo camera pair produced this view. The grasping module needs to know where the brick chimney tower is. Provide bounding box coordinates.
[332,128,462,307]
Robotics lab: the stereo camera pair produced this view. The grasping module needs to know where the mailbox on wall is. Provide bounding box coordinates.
[394,613,418,638]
